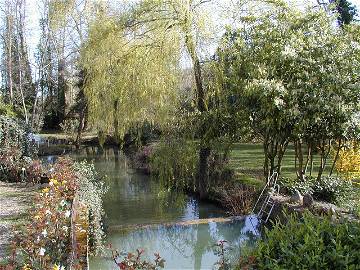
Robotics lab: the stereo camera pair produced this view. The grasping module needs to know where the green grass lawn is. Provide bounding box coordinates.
[228,143,334,186]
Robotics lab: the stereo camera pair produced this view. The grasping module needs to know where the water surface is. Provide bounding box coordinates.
[70,146,260,270]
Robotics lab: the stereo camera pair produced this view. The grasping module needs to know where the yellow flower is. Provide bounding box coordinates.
[22,264,32,270]
[53,264,64,270]
[51,179,59,185]
[42,187,49,193]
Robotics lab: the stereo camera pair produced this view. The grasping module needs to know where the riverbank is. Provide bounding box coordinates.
[0,182,37,262]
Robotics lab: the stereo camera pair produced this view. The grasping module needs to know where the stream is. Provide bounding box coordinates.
[46,146,260,269]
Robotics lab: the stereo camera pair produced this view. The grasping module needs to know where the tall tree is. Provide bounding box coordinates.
[217,1,360,180]
[332,0,358,25]
[0,0,35,123]
[122,0,217,198]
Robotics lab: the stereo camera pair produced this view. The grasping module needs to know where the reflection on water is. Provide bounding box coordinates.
[67,146,260,269]
[71,147,225,226]
[91,217,259,270]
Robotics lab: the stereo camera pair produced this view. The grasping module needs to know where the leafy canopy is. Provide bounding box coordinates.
[81,14,181,141]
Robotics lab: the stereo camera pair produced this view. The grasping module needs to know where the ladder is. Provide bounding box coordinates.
[251,172,280,223]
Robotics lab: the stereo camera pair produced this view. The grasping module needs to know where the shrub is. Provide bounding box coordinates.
[110,247,165,270]
[311,176,354,204]
[150,139,198,191]
[279,176,355,205]
[213,183,258,215]
[59,118,80,139]
[0,115,33,157]
[336,141,360,181]
[239,212,360,269]
[72,160,107,255]
[10,158,106,269]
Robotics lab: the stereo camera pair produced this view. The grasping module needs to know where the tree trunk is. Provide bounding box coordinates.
[317,139,331,181]
[263,140,270,179]
[6,13,14,105]
[276,141,288,176]
[75,108,86,149]
[184,16,209,198]
[197,147,210,199]
[329,139,342,176]
[295,139,305,181]
[304,143,311,174]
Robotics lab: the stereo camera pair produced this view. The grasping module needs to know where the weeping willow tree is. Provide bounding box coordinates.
[81,14,181,144]
[81,0,219,198]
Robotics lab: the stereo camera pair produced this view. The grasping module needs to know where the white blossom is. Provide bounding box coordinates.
[282,44,297,58]
[39,247,46,256]
[274,97,284,108]
[65,210,71,218]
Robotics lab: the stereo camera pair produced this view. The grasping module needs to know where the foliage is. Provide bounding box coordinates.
[0,115,33,157]
[81,13,179,142]
[331,0,358,25]
[59,119,80,139]
[11,161,76,269]
[216,1,360,179]
[0,150,43,183]
[213,183,258,216]
[9,157,106,269]
[239,212,360,270]
[111,247,165,270]
[72,160,107,255]
[132,145,153,174]
[279,176,355,205]
[0,98,16,117]
[0,115,40,183]
[150,139,198,191]
[336,141,360,181]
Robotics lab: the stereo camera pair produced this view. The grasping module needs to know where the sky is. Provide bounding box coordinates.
[20,0,360,70]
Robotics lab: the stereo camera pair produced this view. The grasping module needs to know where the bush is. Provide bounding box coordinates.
[73,160,107,255]
[239,212,360,269]
[336,141,360,181]
[0,115,33,157]
[279,176,355,205]
[213,183,258,215]
[150,139,198,191]
[312,176,354,204]
[10,158,106,269]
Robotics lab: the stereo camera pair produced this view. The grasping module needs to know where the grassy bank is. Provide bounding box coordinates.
[229,143,334,185]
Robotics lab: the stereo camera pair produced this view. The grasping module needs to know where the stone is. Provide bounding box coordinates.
[290,189,303,204]
[303,193,314,207]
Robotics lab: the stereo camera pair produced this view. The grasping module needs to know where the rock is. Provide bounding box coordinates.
[303,193,314,207]
[290,189,303,204]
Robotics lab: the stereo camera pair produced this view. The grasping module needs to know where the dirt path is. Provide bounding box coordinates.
[0,182,38,261]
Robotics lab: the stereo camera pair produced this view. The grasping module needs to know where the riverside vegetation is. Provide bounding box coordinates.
[0,0,360,269]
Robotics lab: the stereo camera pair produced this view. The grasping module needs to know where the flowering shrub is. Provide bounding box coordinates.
[8,157,106,270]
[336,142,360,181]
[0,150,45,184]
[110,246,165,270]
[73,161,107,255]
[11,160,75,269]
[0,116,40,184]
